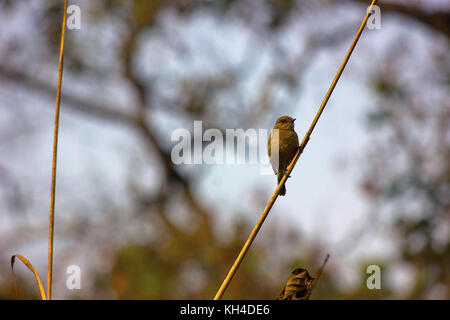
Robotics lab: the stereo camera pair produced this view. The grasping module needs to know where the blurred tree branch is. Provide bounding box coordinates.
[0,65,135,125]
[0,62,213,239]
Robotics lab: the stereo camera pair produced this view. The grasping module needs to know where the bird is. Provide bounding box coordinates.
[268,115,299,196]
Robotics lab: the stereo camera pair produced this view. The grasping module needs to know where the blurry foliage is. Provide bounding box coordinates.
[0,0,449,299]
[363,35,449,298]
[102,219,277,299]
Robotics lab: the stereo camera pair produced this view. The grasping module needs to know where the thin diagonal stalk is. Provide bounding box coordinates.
[305,254,330,299]
[213,0,378,300]
[47,0,68,300]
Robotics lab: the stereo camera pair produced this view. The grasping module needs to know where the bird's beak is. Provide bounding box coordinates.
[293,118,296,122]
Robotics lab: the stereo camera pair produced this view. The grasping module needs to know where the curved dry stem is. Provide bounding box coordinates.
[11,254,47,300]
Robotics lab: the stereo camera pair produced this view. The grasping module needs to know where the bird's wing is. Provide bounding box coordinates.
[268,130,279,175]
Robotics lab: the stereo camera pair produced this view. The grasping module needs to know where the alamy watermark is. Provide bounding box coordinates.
[66,265,81,290]
[367,5,381,30]
[171,121,279,175]
[366,265,381,290]
[63,5,379,32]
[67,5,81,30]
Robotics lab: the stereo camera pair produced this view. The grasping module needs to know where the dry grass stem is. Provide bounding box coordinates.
[47,0,68,300]
[305,253,330,299]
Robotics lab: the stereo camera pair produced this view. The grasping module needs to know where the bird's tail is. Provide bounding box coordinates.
[277,171,286,196]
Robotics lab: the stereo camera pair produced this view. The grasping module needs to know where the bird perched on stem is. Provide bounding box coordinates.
[268,115,299,196]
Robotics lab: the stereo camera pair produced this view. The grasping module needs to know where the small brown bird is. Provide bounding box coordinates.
[268,115,299,196]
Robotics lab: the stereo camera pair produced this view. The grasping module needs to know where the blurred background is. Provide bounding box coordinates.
[0,0,448,299]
